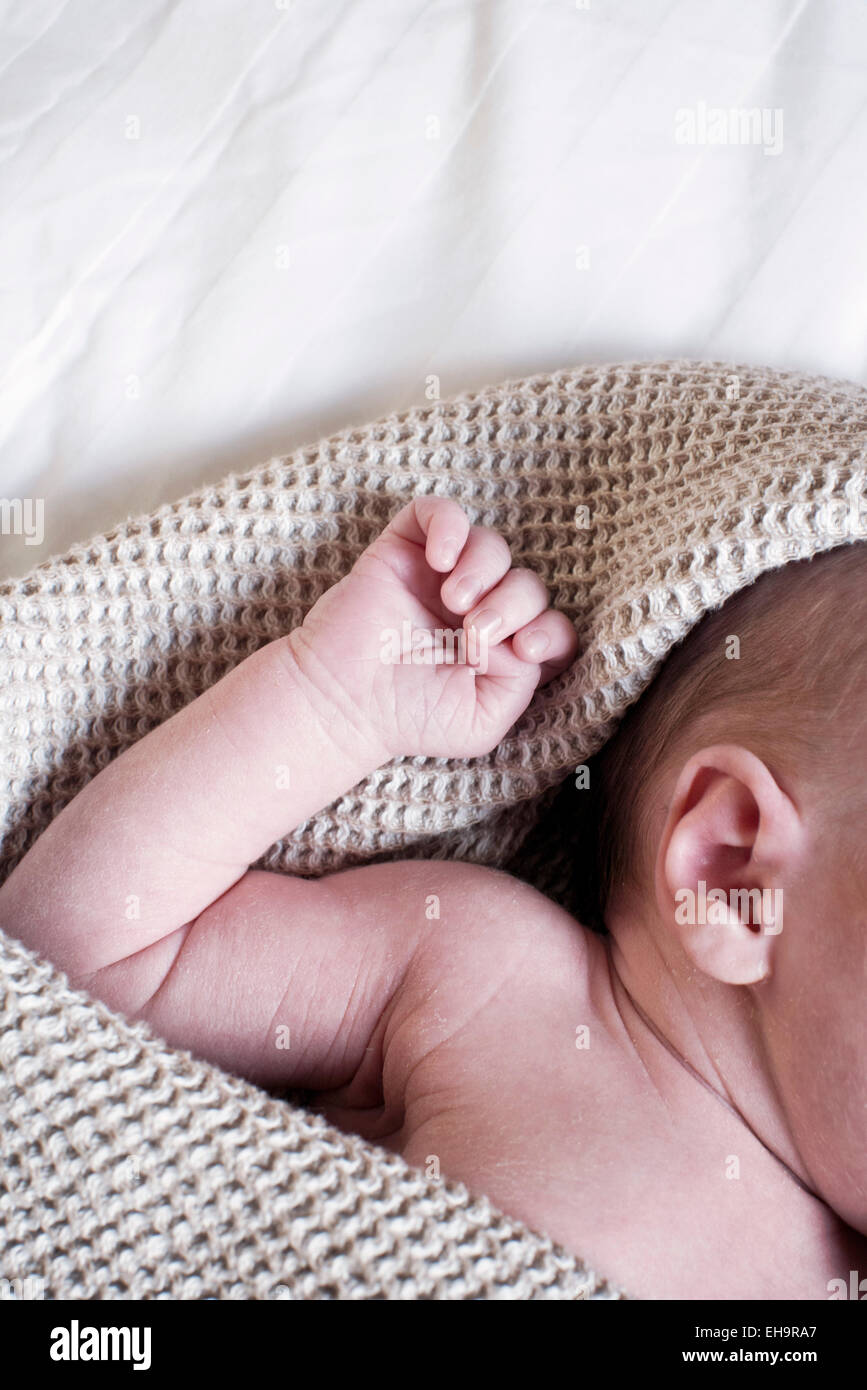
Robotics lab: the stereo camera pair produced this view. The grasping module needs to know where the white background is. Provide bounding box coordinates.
[2,0,867,578]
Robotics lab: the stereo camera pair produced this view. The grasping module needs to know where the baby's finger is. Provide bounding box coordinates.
[463,567,549,643]
[439,525,512,613]
[511,609,579,680]
[383,497,471,572]
[419,497,472,572]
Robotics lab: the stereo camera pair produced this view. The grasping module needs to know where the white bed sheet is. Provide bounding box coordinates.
[2,0,867,578]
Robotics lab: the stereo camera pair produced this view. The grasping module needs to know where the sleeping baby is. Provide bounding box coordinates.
[2,497,865,1300]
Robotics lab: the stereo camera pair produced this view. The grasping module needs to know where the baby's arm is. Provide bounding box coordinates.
[0,497,577,1088]
[107,860,455,1094]
[0,628,390,989]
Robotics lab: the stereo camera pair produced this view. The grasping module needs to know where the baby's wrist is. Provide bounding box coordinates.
[279,627,395,773]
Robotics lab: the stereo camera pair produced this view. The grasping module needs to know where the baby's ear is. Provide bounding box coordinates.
[654,744,803,985]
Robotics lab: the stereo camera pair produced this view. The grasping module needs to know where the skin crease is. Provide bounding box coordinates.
[0,497,864,1301]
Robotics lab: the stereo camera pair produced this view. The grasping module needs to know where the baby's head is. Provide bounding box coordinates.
[579,541,867,1230]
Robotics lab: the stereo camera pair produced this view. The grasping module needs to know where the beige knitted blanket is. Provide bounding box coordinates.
[1,360,865,1300]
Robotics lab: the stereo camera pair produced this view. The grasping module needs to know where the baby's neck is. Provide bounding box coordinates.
[604,911,817,1193]
[585,929,867,1299]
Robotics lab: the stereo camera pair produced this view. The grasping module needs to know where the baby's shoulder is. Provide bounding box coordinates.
[329,855,595,977]
[358,856,601,1077]
[315,855,609,1155]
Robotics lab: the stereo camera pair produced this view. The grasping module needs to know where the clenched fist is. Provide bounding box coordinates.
[288,496,579,760]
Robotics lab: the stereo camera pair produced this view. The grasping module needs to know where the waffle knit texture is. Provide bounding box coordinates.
[1,359,865,1300]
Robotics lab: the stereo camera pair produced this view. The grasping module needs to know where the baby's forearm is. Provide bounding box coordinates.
[0,629,389,981]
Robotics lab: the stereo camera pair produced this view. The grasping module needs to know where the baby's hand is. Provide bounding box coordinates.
[289,497,579,759]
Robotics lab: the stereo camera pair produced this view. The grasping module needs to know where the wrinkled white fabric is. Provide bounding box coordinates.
[2,0,867,577]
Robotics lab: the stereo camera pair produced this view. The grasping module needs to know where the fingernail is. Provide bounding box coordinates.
[452,576,482,610]
[521,629,549,660]
[469,608,501,639]
[440,539,460,568]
